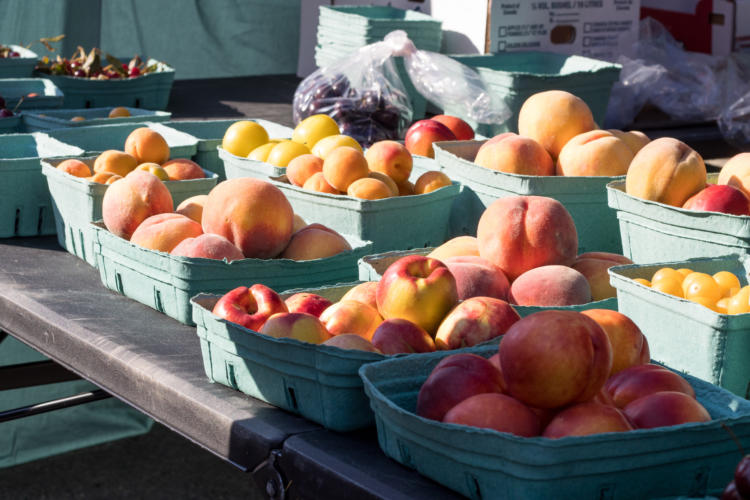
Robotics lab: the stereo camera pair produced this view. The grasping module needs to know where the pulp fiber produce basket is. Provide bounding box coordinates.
[22,107,172,132]
[0,45,38,78]
[92,223,373,325]
[607,176,750,263]
[0,78,63,110]
[0,133,84,238]
[45,121,198,158]
[359,345,750,500]
[448,52,621,136]
[42,157,218,266]
[434,140,623,253]
[169,119,293,180]
[318,6,442,43]
[39,59,175,109]
[609,255,750,398]
[357,248,618,315]
[0,114,22,134]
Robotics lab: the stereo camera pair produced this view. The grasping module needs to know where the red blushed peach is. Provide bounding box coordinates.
[162,158,206,180]
[284,293,333,318]
[279,225,351,261]
[322,334,381,353]
[130,213,203,253]
[212,284,288,331]
[260,312,332,344]
[376,255,459,335]
[364,140,413,184]
[477,196,578,281]
[170,233,244,261]
[427,236,480,261]
[404,120,456,158]
[443,256,510,301]
[175,195,208,224]
[624,391,710,429]
[286,154,323,187]
[542,402,633,439]
[607,129,650,156]
[430,115,474,141]
[572,252,634,301]
[556,130,634,177]
[605,364,696,409]
[500,310,613,409]
[319,300,383,341]
[416,353,505,421]
[474,134,554,176]
[434,297,520,350]
[509,265,592,306]
[443,393,540,437]
[57,159,92,177]
[102,170,174,240]
[201,178,294,258]
[340,282,378,310]
[371,318,436,354]
[581,309,648,377]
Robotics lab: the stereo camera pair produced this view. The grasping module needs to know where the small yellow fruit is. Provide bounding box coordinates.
[312,134,362,159]
[633,278,651,287]
[247,142,277,162]
[292,114,340,149]
[222,120,269,157]
[266,141,311,167]
[713,271,741,298]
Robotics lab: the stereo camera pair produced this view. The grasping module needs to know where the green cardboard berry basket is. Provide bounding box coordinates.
[434,140,623,253]
[357,247,618,315]
[0,45,38,78]
[609,255,750,398]
[22,107,172,132]
[360,345,750,500]
[92,222,373,325]
[42,157,218,266]
[0,78,64,110]
[0,334,153,468]
[45,121,198,158]
[0,114,22,134]
[0,132,84,238]
[318,6,442,41]
[167,119,294,180]
[39,59,175,109]
[606,176,750,263]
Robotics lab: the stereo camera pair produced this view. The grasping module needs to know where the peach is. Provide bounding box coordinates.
[509,265,591,306]
[340,282,378,309]
[102,170,173,240]
[518,90,596,159]
[202,178,294,258]
[542,402,633,439]
[284,293,333,318]
[89,172,122,185]
[396,180,415,196]
[434,296,520,350]
[444,393,540,436]
[364,140,413,183]
[292,214,307,233]
[56,159,91,177]
[129,213,203,252]
[414,171,451,194]
[474,134,554,176]
[718,153,750,200]
[477,196,578,281]
[625,137,707,207]
[416,353,504,421]
[556,130,634,177]
[371,318,436,354]
[170,233,244,261]
[605,364,696,409]
[581,309,649,376]
[260,312,332,344]
[624,391,710,429]
[404,120,456,159]
[311,134,362,159]
[212,284,288,331]
[608,129,650,155]
[175,195,208,224]
[367,171,399,196]
[162,158,206,180]
[93,150,138,177]
[322,146,369,191]
[286,154,323,187]
[124,127,170,165]
[430,115,474,141]
[500,310,613,409]
[682,184,750,215]
[319,300,383,341]
[280,225,351,261]
[346,177,392,200]
[376,255,459,335]
[134,162,170,181]
[443,255,510,301]
[322,334,380,353]
[571,252,634,301]
[427,236,480,261]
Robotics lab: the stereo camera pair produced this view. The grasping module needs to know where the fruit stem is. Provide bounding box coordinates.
[721,422,746,456]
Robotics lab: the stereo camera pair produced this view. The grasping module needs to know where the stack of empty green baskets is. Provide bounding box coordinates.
[314,5,442,120]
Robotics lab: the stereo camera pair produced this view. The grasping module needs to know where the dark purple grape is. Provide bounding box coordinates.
[313,83,336,100]
[9,51,20,57]
[330,74,351,97]
[722,480,745,500]
[372,109,400,130]
[308,97,337,115]
[735,456,750,497]
[0,108,14,118]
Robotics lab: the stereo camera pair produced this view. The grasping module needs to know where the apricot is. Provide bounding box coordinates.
[396,180,415,196]
[474,134,554,176]
[364,140,412,183]
[124,127,170,165]
[303,172,340,194]
[311,134,362,159]
[102,170,173,240]
[162,158,206,180]
[286,154,323,187]
[368,171,399,196]
[88,172,123,185]
[57,159,92,178]
[556,130,634,177]
[279,224,352,261]
[347,177,392,200]
[134,163,170,181]
[414,171,451,194]
[93,150,138,177]
[108,106,131,118]
[322,146,369,191]
[427,236,480,261]
[130,213,203,252]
